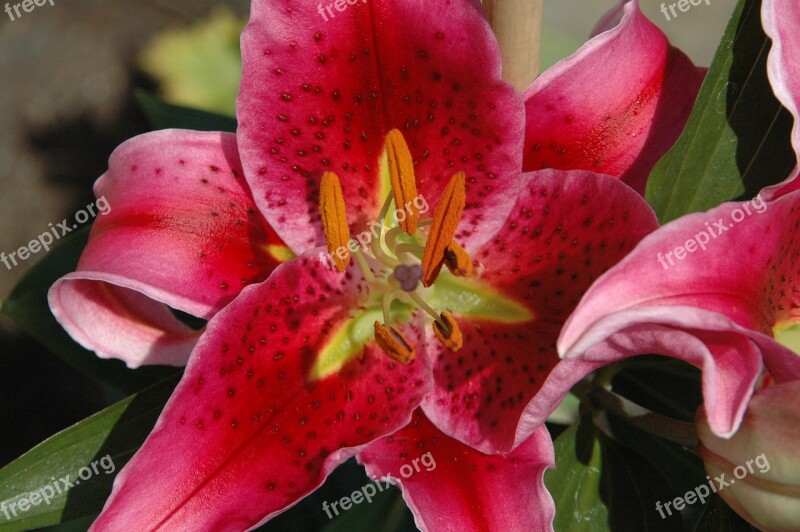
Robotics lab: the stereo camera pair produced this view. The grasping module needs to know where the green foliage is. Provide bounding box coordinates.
[1,229,177,396]
[645,0,795,222]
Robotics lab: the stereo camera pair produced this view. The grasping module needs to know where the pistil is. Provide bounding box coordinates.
[317,129,473,362]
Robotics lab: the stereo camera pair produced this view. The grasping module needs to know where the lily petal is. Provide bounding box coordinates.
[760,0,800,199]
[559,191,800,437]
[48,279,202,367]
[522,0,705,193]
[91,253,432,531]
[48,130,283,367]
[423,169,659,452]
[358,410,555,532]
[237,0,524,252]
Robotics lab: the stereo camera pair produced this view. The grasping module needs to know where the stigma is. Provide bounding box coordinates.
[318,129,473,363]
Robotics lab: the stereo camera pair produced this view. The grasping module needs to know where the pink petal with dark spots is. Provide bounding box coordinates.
[48,130,284,367]
[91,252,432,530]
[522,0,704,194]
[559,190,800,437]
[423,170,659,452]
[237,0,524,252]
[358,410,555,532]
[760,0,800,199]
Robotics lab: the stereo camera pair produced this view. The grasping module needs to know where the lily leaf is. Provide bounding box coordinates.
[0,228,178,396]
[0,375,179,531]
[645,0,796,223]
[137,7,244,117]
[545,421,611,532]
[546,417,681,531]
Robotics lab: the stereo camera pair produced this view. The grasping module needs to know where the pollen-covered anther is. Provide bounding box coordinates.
[319,171,350,272]
[421,171,466,287]
[385,129,420,235]
[443,240,473,277]
[374,321,415,364]
[433,311,463,351]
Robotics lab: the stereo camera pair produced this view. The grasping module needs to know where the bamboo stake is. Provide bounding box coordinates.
[483,0,543,92]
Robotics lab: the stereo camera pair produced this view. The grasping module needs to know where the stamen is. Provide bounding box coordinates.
[371,193,400,266]
[374,321,415,364]
[353,248,375,282]
[319,172,350,272]
[385,129,419,235]
[420,171,466,287]
[409,290,447,327]
[394,243,425,258]
[385,219,432,251]
[433,311,463,351]
[443,240,473,277]
[382,290,395,325]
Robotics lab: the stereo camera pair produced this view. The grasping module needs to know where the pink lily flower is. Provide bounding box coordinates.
[761,0,800,200]
[555,0,800,441]
[522,0,704,194]
[696,380,800,530]
[46,0,705,529]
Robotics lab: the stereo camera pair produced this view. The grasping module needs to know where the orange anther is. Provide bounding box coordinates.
[421,171,466,286]
[374,321,415,364]
[385,129,420,235]
[433,311,463,351]
[443,240,473,277]
[319,171,350,272]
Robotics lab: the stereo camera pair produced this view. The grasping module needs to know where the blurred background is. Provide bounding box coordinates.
[0,0,737,469]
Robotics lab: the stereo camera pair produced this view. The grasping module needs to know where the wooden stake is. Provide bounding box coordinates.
[483,0,542,92]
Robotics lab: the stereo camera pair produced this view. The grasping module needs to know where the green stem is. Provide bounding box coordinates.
[572,379,699,449]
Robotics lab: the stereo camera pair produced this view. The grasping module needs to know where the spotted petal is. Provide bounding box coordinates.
[91,252,432,530]
[48,130,284,367]
[423,169,659,452]
[358,410,555,532]
[522,0,705,193]
[49,131,285,367]
[237,0,524,253]
[760,0,800,199]
[559,191,800,437]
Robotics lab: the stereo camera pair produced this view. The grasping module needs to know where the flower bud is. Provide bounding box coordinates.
[696,381,800,530]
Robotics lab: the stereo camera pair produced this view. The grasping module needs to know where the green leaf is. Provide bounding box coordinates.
[0,228,178,396]
[645,0,796,223]
[546,418,682,531]
[546,422,611,532]
[598,433,681,531]
[0,375,179,531]
[135,91,237,133]
[322,485,416,532]
[137,7,244,117]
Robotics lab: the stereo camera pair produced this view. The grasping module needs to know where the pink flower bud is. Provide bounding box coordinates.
[696,381,800,530]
